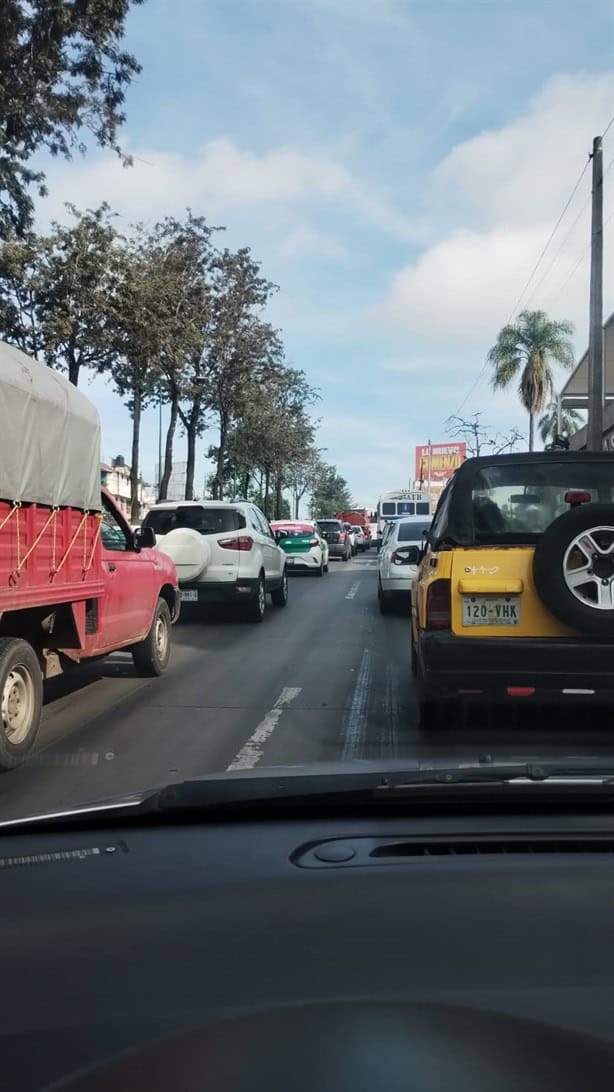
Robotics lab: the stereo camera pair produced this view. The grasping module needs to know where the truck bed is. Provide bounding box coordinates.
[0,501,105,613]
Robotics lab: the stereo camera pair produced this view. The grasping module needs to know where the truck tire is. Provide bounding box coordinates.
[0,638,43,771]
[132,598,172,677]
[533,503,614,637]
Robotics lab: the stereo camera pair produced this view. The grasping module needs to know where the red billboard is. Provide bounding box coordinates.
[415,442,466,483]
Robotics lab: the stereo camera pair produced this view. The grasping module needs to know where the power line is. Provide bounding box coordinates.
[450,159,591,419]
[503,157,590,324]
[549,205,614,304]
[602,112,614,140]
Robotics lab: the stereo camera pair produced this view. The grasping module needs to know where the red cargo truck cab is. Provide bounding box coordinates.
[0,343,179,771]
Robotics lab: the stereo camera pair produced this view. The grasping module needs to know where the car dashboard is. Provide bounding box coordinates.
[3,808,614,1090]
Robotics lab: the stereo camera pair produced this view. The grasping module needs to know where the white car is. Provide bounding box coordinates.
[377,517,431,614]
[270,521,329,575]
[142,500,288,622]
[349,525,366,552]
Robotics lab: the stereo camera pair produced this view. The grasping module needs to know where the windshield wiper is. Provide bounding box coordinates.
[3,761,614,832]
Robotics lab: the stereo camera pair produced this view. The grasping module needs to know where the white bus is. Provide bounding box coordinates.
[376,489,432,544]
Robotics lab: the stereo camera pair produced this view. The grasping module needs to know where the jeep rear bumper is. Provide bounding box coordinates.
[417,631,614,702]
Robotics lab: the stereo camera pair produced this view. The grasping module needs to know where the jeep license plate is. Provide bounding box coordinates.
[462,595,520,627]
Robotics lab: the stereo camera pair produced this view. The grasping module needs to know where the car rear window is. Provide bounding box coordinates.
[144,507,245,535]
[471,462,614,538]
[317,520,341,530]
[398,521,431,542]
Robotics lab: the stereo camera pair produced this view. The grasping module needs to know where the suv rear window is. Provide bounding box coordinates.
[472,462,614,538]
[143,507,246,535]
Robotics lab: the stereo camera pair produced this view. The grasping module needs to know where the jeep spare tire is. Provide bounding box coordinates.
[155,528,211,583]
[533,502,614,637]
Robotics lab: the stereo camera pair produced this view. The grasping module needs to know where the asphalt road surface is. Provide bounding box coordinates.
[1,552,614,821]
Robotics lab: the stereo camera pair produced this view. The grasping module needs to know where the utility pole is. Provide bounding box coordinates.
[588,135,604,451]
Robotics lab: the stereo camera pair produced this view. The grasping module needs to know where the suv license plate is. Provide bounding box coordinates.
[181,590,199,602]
[462,595,520,627]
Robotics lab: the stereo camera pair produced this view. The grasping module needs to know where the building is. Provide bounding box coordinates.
[559,311,614,450]
[155,461,188,502]
[101,456,149,520]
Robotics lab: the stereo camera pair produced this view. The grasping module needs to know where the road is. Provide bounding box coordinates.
[1,552,614,821]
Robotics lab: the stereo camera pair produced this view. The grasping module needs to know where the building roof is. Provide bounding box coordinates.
[560,310,614,403]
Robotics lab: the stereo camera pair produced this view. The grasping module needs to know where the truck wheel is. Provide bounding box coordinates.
[0,638,43,770]
[132,599,172,677]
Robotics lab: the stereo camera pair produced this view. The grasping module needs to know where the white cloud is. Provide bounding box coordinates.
[278,225,347,260]
[378,72,614,351]
[40,136,419,240]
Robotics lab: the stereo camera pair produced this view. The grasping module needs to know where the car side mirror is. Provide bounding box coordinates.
[134,525,156,550]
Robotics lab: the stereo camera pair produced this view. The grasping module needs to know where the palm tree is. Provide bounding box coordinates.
[488,310,575,451]
[538,401,582,447]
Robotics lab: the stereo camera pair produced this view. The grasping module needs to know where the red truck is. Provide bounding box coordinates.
[0,342,180,771]
[334,509,373,547]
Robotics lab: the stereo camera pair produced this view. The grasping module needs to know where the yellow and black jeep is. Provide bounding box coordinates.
[411,451,614,726]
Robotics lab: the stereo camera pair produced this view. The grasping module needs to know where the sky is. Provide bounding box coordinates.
[36,0,614,507]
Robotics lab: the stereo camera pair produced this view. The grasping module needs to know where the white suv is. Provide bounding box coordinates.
[143,501,288,622]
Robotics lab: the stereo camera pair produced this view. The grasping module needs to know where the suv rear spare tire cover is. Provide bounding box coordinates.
[155,528,211,583]
[533,502,614,636]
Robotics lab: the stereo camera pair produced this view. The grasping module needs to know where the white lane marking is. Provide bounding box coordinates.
[342,649,371,760]
[226,687,302,771]
[345,581,361,599]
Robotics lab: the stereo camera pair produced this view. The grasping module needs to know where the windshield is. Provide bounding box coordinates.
[1,0,614,827]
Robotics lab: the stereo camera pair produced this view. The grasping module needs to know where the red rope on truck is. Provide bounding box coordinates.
[83,514,103,573]
[14,508,58,575]
[0,502,19,534]
[53,512,90,575]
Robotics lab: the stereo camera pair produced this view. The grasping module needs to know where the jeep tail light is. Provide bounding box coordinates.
[219,535,254,551]
[564,490,591,506]
[338,532,346,542]
[426,579,451,629]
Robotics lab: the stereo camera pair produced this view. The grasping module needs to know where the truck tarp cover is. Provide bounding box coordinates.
[0,341,101,511]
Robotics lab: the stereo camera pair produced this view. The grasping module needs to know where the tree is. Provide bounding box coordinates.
[105,227,169,521]
[446,412,524,457]
[40,204,121,385]
[0,1,144,236]
[179,246,281,503]
[139,213,219,500]
[286,449,321,519]
[488,310,575,451]
[539,401,582,447]
[0,204,120,384]
[309,461,352,518]
[0,230,50,357]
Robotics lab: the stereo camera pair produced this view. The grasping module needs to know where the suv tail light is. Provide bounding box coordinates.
[338,532,346,542]
[426,579,451,629]
[219,535,254,551]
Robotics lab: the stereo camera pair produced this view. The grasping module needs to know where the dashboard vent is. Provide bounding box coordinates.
[370,838,614,858]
